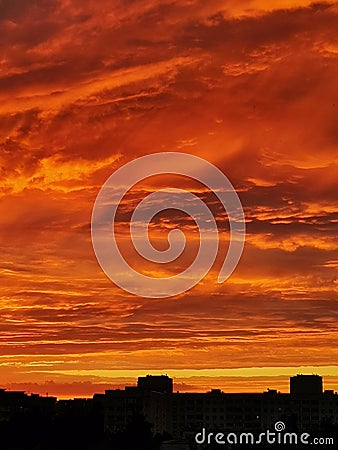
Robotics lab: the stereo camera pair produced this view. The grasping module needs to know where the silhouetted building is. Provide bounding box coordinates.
[100,374,338,439]
[169,390,292,439]
[290,374,323,395]
[1,374,337,448]
[102,377,172,434]
[138,375,173,394]
[0,389,56,422]
[102,387,144,433]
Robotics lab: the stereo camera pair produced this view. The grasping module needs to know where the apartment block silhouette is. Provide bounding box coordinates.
[0,374,337,447]
[99,374,338,439]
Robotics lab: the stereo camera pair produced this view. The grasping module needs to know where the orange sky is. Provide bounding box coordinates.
[0,0,337,399]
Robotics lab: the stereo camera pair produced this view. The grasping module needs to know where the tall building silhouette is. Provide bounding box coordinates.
[98,374,338,439]
[290,374,323,395]
[0,374,337,448]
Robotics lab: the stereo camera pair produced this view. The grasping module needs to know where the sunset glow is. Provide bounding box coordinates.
[0,0,337,399]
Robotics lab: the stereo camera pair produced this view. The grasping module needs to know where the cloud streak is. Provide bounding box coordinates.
[0,0,337,395]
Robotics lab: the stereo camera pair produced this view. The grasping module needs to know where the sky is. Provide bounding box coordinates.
[0,0,337,399]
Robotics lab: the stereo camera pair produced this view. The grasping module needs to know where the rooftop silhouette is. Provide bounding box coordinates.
[0,374,337,449]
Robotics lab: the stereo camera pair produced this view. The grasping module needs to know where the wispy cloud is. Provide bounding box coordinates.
[0,0,337,394]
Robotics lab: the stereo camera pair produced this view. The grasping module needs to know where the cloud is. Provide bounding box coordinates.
[0,0,337,395]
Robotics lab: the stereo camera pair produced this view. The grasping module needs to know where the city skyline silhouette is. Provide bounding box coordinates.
[1,1,337,448]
